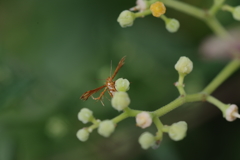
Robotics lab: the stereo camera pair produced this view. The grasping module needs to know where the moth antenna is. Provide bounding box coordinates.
[110,60,113,77]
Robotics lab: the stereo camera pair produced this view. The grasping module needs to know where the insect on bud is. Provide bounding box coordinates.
[98,120,115,137]
[78,108,93,124]
[150,1,166,17]
[136,112,152,129]
[115,78,130,92]
[76,128,89,142]
[168,121,187,141]
[233,6,240,21]
[138,132,155,150]
[117,10,136,28]
[175,56,193,75]
[225,104,240,122]
[111,92,130,111]
[165,18,180,33]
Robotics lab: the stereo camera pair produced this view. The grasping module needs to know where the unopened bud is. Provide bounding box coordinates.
[150,1,166,17]
[76,128,89,142]
[168,121,187,141]
[225,104,240,122]
[136,112,152,129]
[117,10,135,28]
[175,56,193,75]
[98,120,115,137]
[166,18,180,33]
[111,92,130,111]
[138,132,155,149]
[233,6,240,21]
[115,78,130,92]
[78,108,93,124]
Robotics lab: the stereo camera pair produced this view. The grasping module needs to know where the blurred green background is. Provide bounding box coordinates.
[1,0,240,160]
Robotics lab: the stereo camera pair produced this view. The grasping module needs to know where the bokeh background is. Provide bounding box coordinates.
[1,0,240,160]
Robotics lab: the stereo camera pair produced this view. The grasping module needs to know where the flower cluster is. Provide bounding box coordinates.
[117,0,180,33]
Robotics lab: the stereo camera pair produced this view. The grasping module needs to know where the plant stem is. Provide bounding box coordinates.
[158,0,206,20]
[209,0,226,16]
[202,59,240,94]
[112,111,129,124]
[135,9,152,18]
[204,16,229,38]
[154,97,186,117]
[206,95,227,112]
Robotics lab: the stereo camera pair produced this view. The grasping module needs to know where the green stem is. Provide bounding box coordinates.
[157,0,206,20]
[135,9,152,18]
[154,97,186,117]
[209,0,226,16]
[206,95,227,112]
[111,111,129,124]
[202,59,240,94]
[153,116,163,140]
[176,73,186,95]
[204,16,229,38]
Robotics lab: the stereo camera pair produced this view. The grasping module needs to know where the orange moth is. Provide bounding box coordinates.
[80,56,126,105]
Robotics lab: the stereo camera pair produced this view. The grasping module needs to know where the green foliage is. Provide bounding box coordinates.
[1,0,240,160]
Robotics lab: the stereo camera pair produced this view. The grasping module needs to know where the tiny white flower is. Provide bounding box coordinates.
[233,6,240,21]
[138,132,155,150]
[168,121,187,141]
[166,18,180,33]
[78,108,93,124]
[130,0,148,12]
[117,10,135,28]
[136,112,152,129]
[225,104,240,122]
[76,128,89,142]
[115,78,130,92]
[98,120,115,137]
[111,92,130,111]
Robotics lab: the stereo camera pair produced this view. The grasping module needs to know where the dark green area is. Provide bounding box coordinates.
[1,0,240,160]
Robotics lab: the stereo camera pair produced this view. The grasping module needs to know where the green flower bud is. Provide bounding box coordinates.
[168,121,187,141]
[115,78,130,92]
[233,6,240,21]
[98,120,115,137]
[111,92,130,111]
[138,132,155,150]
[175,56,193,75]
[166,18,180,33]
[117,10,136,28]
[76,128,89,142]
[78,108,93,124]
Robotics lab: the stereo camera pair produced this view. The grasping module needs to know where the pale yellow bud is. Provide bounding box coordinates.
[175,56,193,75]
[115,78,130,92]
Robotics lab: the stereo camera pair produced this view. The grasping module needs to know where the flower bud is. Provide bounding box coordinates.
[130,0,148,12]
[117,10,135,28]
[111,92,130,111]
[78,108,93,124]
[138,132,155,149]
[98,120,115,137]
[76,128,89,142]
[175,56,193,75]
[168,121,187,141]
[136,112,152,129]
[115,78,130,92]
[233,6,240,21]
[225,104,240,122]
[166,18,180,33]
[150,1,166,17]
